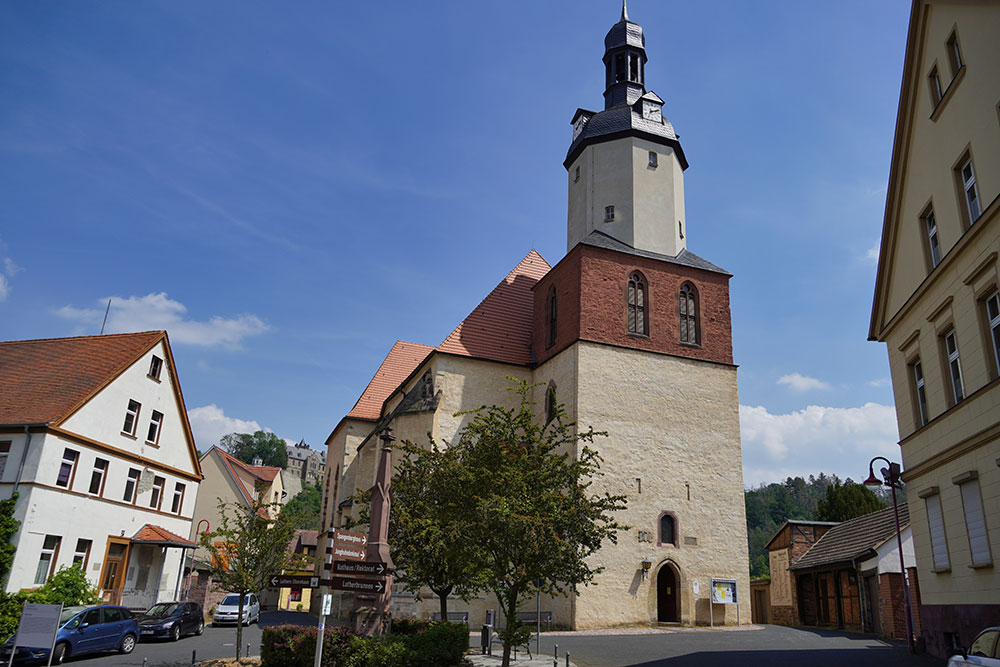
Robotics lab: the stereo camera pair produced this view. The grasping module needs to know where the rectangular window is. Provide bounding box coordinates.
[88,458,109,496]
[929,67,943,106]
[34,535,60,585]
[959,478,992,566]
[960,158,981,222]
[604,205,615,222]
[289,588,302,602]
[150,476,165,510]
[648,151,658,167]
[170,482,185,514]
[0,441,10,481]
[123,467,141,503]
[947,32,963,76]
[987,291,1000,377]
[924,210,942,267]
[56,449,79,488]
[72,538,92,569]
[146,410,163,445]
[911,360,928,427]
[148,355,163,380]
[574,166,580,182]
[925,493,950,570]
[943,330,964,404]
[122,399,141,436]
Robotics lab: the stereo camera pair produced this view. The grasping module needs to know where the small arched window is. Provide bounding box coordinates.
[627,272,648,335]
[547,287,557,349]
[545,382,557,423]
[659,513,677,546]
[679,283,698,344]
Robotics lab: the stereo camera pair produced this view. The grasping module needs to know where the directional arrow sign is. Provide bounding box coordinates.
[333,529,367,547]
[333,560,388,577]
[268,574,320,588]
[330,576,384,594]
[328,544,365,560]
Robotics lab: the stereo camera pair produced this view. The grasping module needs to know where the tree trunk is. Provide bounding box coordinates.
[500,585,520,667]
[433,584,452,622]
[236,596,244,661]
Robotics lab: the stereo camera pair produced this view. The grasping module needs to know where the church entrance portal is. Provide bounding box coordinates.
[657,564,679,622]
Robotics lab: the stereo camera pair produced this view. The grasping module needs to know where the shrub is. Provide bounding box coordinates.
[389,617,429,635]
[28,565,101,606]
[396,621,469,667]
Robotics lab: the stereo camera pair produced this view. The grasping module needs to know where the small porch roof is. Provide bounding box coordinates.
[131,524,197,548]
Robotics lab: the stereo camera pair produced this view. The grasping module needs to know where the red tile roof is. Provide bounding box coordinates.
[132,523,197,547]
[212,447,282,506]
[437,250,550,366]
[345,341,434,421]
[0,331,164,425]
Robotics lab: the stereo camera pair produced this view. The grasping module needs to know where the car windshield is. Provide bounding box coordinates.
[59,607,89,628]
[221,595,244,606]
[143,603,179,618]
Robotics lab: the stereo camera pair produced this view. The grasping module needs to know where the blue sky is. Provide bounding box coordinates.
[0,1,911,487]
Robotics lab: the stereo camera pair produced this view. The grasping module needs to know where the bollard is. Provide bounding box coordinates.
[192,649,196,665]
[247,642,251,656]
[554,643,559,667]
[143,659,147,667]
[566,652,570,667]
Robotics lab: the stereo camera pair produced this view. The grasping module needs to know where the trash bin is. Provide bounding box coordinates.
[481,624,493,655]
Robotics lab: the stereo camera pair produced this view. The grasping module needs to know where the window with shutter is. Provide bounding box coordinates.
[925,493,950,571]
[959,479,992,566]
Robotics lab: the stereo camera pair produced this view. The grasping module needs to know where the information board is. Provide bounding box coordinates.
[711,579,737,604]
[15,603,62,650]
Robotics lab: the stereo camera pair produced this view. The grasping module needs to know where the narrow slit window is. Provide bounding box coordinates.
[574,166,580,182]
[912,360,928,427]
[944,330,964,404]
[929,67,943,106]
[925,210,941,267]
[547,287,557,349]
[123,399,141,436]
[146,410,163,444]
[987,292,1000,376]
[947,32,963,76]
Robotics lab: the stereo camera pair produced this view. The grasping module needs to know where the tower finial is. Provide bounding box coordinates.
[621,0,629,21]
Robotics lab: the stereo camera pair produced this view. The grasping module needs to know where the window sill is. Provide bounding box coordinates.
[144,441,160,448]
[969,561,994,570]
[657,542,678,548]
[931,567,952,574]
[121,432,137,440]
[146,374,161,383]
[680,341,701,348]
[627,332,650,339]
[930,65,965,122]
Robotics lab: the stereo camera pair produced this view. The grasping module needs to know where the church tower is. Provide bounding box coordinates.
[565,2,688,258]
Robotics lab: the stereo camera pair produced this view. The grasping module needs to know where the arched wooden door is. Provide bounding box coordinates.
[657,564,679,622]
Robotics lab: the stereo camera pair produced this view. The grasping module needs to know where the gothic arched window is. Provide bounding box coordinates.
[679,283,698,344]
[547,287,557,349]
[545,382,557,424]
[659,512,677,546]
[627,272,648,335]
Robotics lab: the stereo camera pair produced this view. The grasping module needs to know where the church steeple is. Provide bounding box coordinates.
[603,2,648,108]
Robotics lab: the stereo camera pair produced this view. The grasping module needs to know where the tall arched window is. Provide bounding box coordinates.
[679,283,698,344]
[547,287,557,349]
[659,512,677,546]
[627,272,648,335]
[545,382,557,423]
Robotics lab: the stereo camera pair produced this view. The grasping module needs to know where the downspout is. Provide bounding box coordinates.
[13,423,47,495]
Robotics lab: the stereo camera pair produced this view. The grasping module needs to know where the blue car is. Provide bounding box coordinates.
[1,604,138,665]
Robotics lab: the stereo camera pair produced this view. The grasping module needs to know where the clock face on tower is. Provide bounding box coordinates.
[642,102,662,122]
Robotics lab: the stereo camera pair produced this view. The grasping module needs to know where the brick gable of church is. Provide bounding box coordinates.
[533,244,733,366]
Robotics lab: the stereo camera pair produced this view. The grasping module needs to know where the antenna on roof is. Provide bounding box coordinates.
[622,0,629,21]
[100,298,112,335]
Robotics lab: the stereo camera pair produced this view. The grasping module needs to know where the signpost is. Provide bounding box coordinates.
[331,576,385,594]
[268,574,319,589]
[333,560,388,577]
[332,530,367,547]
[328,544,365,560]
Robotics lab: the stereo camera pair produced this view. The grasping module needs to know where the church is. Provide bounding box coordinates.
[322,5,750,628]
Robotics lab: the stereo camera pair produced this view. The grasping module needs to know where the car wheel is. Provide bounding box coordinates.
[52,642,68,665]
[119,633,136,654]
[195,620,204,635]
[170,624,181,641]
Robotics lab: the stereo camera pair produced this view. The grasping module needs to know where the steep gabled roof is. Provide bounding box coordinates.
[437,250,551,366]
[0,331,164,425]
[346,341,434,421]
[790,505,910,571]
[210,446,281,506]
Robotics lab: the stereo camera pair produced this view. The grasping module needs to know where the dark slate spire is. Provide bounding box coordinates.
[603,3,647,109]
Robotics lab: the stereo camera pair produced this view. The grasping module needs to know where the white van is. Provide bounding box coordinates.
[211,593,260,626]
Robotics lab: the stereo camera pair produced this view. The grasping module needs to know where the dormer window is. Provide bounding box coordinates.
[148,355,163,380]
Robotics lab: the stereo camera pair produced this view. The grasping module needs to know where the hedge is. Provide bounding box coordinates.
[260,621,468,667]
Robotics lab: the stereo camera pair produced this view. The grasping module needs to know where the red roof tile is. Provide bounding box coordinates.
[437,250,550,366]
[212,447,283,505]
[132,523,197,547]
[346,341,434,421]
[0,331,164,425]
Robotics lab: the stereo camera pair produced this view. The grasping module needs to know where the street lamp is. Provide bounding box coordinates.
[184,519,210,599]
[864,456,914,653]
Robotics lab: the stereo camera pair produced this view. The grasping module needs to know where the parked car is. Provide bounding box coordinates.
[0,604,138,665]
[211,593,260,626]
[949,627,1000,666]
[138,601,204,641]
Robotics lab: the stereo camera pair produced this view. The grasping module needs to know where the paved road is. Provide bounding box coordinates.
[529,625,946,667]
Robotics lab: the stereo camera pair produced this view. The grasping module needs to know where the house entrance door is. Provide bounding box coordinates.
[99,539,129,603]
[657,564,679,622]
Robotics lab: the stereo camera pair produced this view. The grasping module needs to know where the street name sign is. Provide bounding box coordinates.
[330,576,385,594]
[333,560,388,577]
[269,574,319,588]
[333,529,367,547]
[328,544,365,560]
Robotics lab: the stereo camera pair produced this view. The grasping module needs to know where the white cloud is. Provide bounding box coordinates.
[867,378,891,388]
[740,402,899,487]
[0,274,8,302]
[0,255,20,302]
[54,292,268,347]
[187,404,263,451]
[777,373,831,392]
[3,258,22,276]
[865,240,880,264]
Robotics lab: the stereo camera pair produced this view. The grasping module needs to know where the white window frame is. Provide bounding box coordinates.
[146,410,163,445]
[912,360,928,427]
[924,492,950,571]
[961,158,981,222]
[123,399,141,436]
[150,476,165,510]
[648,151,658,168]
[958,477,992,567]
[72,538,92,568]
[56,449,78,489]
[124,467,141,503]
[88,458,108,496]
[929,67,943,105]
[925,210,941,267]
[604,205,615,222]
[987,291,1000,376]
[35,535,60,585]
[0,441,10,481]
[148,355,163,380]
[170,482,185,514]
[944,330,964,404]
[947,32,963,76]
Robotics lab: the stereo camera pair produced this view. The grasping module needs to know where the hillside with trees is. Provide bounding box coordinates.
[745,474,894,579]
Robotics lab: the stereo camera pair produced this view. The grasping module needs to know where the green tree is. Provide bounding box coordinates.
[200,497,304,661]
[30,564,102,606]
[0,492,20,587]
[816,481,886,522]
[455,379,627,667]
[284,482,323,530]
[220,431,288,468]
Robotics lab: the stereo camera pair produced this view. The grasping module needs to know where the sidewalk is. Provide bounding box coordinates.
[468,652,578,667]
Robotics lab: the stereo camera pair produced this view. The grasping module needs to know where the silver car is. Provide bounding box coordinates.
[211,593,260,626]
[949,627,1000,666]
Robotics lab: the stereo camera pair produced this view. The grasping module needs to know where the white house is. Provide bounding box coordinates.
[0,331,203,611]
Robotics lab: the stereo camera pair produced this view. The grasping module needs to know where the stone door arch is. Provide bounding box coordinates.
[656,561,680,622]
